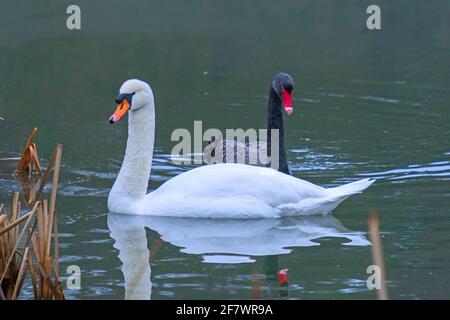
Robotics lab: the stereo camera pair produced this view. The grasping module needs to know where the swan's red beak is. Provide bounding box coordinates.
[282,88,294,116]
[109,100,130,124]
[278,268,289,284]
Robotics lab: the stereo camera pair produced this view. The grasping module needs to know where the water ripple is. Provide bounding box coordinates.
[359,161,450,181]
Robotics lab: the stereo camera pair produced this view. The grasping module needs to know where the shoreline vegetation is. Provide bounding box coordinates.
[0,128,64,300]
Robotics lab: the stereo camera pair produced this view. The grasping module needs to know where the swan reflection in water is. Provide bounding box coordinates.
[107,213,370,299]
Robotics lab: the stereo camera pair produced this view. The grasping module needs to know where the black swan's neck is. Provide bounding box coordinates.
[267,87,290,174]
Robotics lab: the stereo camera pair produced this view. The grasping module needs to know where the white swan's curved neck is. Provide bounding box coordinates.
[110,101,155,201]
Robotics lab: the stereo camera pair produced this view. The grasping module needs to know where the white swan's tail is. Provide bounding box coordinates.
[278,178,375,215]
[328,178,375,199]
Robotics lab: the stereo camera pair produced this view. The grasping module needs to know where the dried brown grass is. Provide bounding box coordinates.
[0,129,64,300]
[368,211,389,300]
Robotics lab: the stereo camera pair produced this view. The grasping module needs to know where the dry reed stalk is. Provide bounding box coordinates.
[14,128,52,209]
[30,202,64,299]
[33,147,60,206]
[16,127,42,175]
[27,249,38,298]
[0,201,36,292]
[49,144,62,216]
[368,211,389,300]
[11,247,29,299]
[10,193,19,255]
[0,195,27,299]
[0,202,38,237]
[44,144,63,285]
[18,173,37,207]
[251,274,262,299]
[0,130,64,300]
[18,142,61,209]
[53,211,59,279]
[0,212,7,299]
[30,143,42,173]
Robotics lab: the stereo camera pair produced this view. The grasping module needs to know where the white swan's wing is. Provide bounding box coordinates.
[140,163,332,217]
[152,164,326,199]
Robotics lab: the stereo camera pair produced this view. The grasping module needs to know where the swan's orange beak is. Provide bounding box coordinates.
[282,88,294,116]
[109,100,130,124]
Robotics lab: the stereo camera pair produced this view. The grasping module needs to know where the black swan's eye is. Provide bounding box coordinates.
[283,84,293,93]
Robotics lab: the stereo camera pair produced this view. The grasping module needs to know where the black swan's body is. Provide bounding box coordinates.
[204,73,295,175]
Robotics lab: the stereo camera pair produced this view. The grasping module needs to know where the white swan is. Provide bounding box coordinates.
[107,79,374,218]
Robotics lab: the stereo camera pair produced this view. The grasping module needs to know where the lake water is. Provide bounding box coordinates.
[0,1,449,299]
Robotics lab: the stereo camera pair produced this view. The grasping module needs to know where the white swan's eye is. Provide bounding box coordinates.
[115,93,135,105]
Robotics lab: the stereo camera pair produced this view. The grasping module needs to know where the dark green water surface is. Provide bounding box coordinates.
[0,1,449,299]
